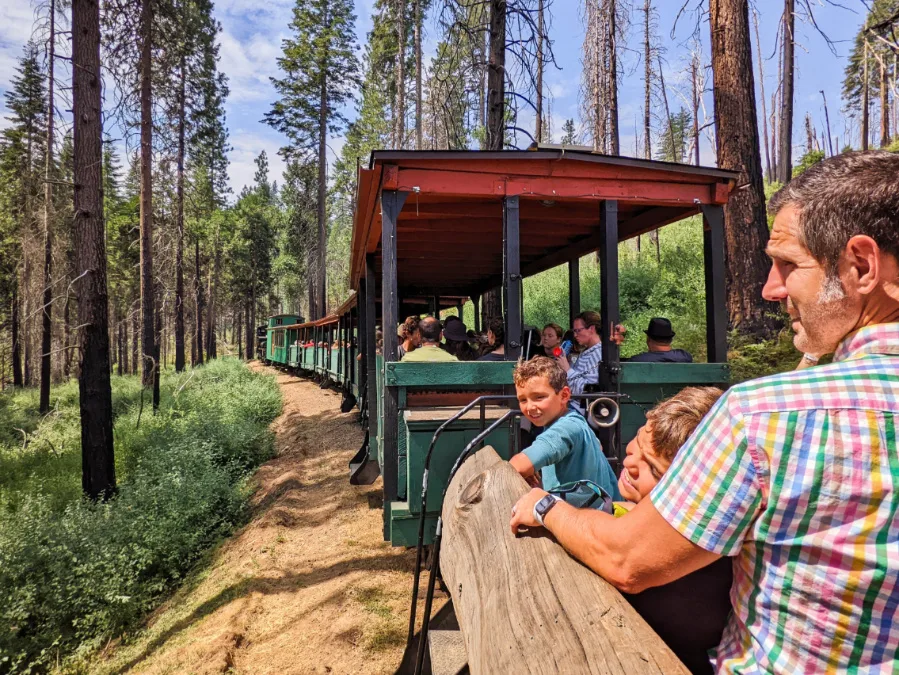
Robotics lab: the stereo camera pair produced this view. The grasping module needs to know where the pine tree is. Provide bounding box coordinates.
[265,0,360,318]
[655,108,691,163]
[560,118,578,145]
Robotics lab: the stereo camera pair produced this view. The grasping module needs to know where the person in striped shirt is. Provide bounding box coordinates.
[510,150,899,674]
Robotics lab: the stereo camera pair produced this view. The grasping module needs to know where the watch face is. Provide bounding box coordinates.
[536,494,556,516]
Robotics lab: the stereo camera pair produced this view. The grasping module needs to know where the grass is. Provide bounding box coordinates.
[0,358,281,673]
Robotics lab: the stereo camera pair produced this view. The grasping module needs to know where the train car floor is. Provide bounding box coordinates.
[92,362,447,675]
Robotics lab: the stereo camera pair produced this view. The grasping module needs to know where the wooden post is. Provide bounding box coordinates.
[471,293,481,333]
[568,257,580,329]
[381,190,407,504]
[440,446,689,674]
[702,205,728,363]
[503,195,521,361]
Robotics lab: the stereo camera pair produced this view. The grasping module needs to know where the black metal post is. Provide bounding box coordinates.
[503,195,522,361]
[358,289,366,395]
[381,190,407,505]
[702,205,728,363]
[365,254,378,446]
[430,295,440,317]
[568,257,580,329]
[598,200,619,389]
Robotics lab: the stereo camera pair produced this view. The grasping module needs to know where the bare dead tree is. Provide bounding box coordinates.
[777,0,795,183]
[395,0,407,148]
[415,0,423,149]
[820,90,834,155]
[40,0,58,413]
[752,7,773,181]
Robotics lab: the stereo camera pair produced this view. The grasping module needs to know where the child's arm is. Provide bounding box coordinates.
[510,453,542,487]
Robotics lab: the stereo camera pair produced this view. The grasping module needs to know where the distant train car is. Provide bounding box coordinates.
[265,147,737,548]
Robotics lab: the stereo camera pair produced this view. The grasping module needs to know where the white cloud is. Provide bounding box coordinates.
[0,3,41,97]
[228,130,287,194]
[218,30,284,104]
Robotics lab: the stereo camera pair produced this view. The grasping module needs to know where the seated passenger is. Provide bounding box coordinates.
[509,357,620,498]
[476,317,506,361]
[539,323,565,358]
[613,386,730,675]
[555,311,603,399]
[442,316,477,361]
[400,317,458,362]
[626,317,693,363]
[397,316,421,360]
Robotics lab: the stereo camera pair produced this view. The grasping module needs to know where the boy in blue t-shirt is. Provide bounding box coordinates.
[509,357,621,500]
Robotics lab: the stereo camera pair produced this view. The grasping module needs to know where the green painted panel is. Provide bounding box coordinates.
[385,361,516,387]
[406,421,512,514]
[619,362,729,386]
[389,501,438,547]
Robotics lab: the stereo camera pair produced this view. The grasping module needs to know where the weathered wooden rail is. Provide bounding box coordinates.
[440,446,689,674]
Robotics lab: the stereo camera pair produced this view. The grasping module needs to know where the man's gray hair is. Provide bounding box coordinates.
[768,151,899,277]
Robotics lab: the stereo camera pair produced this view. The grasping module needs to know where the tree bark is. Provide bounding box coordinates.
[153,291,161,410]
[317,63,328,318]
[72,0,115,500]
[194,237,204,364]
[535,0,544,143]
[244,298,252,361]
[709,0,780,337]
[879,57,891,147]
[691,55,701,165]
[11,282,23,386]
[777,0,794,183]
[205,231,220,359]
[608,0,619,155]
[130,304,139,374]
[40,0,57,413]
[752,8,772,180]
[486,0,506,151]
[395,0,406,149]
[414,0,422,149]
[820,91,834,156]
[862,32,869,150]
[174,52,186,372]
[643,0,652,160]
[139,0,155,391]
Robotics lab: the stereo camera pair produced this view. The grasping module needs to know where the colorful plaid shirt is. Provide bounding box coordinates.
[651,323,899,674]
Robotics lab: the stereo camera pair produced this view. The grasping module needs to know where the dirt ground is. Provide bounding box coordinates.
[93,363,442,675]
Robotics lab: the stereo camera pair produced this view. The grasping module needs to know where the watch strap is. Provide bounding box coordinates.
[533,494,560,526]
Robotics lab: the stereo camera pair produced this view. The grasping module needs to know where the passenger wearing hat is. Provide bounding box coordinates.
[627,318,693,363]
[442,316,477,361]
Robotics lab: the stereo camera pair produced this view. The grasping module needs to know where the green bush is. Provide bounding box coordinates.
[0,359,281,672]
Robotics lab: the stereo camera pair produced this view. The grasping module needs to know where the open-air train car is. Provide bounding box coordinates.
[267,147,739,547]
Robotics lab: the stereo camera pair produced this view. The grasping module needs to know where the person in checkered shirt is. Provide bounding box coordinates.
[510,150,899,674]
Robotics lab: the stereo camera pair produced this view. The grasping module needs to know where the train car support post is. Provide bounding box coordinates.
[381,189,407,512]
[503,195,522,362]
[569,257,580,330]
[702,205,728,363]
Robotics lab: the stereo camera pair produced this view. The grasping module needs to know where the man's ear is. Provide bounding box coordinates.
[844,235,881,295]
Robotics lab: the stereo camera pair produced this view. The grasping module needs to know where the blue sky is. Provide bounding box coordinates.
[0,0,868,195]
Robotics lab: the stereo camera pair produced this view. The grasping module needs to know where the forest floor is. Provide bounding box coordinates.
[93,362,442,675]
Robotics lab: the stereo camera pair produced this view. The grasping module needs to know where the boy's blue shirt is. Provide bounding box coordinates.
[523,410,622,500]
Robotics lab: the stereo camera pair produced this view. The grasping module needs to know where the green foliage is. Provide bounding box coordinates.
[522,217,709,360]
[0,360,281,672]
[727,326,807,384]
[655,108,692,163]
[560,119,578,145]
[792,149,825,177]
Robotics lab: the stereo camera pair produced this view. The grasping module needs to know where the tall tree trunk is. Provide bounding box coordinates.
[116,319,123,376]
[880,57,891,147]
[535,0,544,143]
[244,298,252,361]
[709,0,779,336]
[72,0,115,500]
[691,55,701,165]
[40,0,57,413]
[777,0,794,183]
[205,234,219,360]
[194,237,204,364]
[481,287,502,329]
[805,113,815,153]
[130,304,139,374]
[174,53,186,372]
[821,90,834,156]
[11,282,23,386]
[153,292,160,410]
[607,0,619,154]
[317,70,328,317]
[414,0,422,149]
[658,54,675,161]
[395,0,406,149]
[486,0,506,151]
[752,8,772,181]
[139,0,155,392]
[23,260,31,386]
[643,0,652,160]
[121,313,129,374]
[862,31,869,150]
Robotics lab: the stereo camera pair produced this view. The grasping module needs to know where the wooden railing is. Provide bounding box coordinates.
[440,446,689,674]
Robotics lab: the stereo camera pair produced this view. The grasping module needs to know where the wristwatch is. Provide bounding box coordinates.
[803,353,820,364]
[533,493,561,527]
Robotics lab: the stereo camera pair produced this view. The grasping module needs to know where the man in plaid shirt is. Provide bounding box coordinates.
[511,151,899,673]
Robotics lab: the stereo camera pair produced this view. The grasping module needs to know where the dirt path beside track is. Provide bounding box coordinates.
[95,363,440,675]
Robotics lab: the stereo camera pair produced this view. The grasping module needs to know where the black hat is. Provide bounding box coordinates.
[644,317,675,340]
[443,316,469,342]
